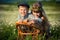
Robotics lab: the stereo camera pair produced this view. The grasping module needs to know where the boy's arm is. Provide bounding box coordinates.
[16,19,28,27]
[16,19,23,24]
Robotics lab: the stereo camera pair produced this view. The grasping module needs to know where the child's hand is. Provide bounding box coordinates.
[18,19,23,24]
[27,20,35,25]
[41,17,45,20]
[30,20,35,24]
[23,19,28,22]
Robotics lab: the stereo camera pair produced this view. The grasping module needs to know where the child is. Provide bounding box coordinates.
[31,2,50,39]
[16,3,32,40]
[17,2,30,22]
[27,5,43,31]
[17,2,30,32]
[27,4,44,40]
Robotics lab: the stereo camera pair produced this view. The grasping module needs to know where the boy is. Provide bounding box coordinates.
[17,3,30,33]
[17,3,30,23]
[16,3,31,40]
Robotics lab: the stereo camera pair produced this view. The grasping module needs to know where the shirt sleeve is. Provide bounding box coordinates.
[38,18,42,23]
[16,15,21,21]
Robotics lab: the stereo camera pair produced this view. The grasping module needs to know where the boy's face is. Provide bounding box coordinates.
[33,12,40,17]
[18,6,29,16]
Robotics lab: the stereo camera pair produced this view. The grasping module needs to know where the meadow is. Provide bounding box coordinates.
[0,2,60,40]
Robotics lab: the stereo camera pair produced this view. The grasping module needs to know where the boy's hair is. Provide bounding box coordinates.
[18,3,29,9]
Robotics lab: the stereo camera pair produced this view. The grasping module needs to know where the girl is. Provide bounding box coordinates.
[29,2,50,40]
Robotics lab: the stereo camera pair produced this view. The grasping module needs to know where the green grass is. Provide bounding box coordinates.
[0,22,60,40]
[0,22,17,40]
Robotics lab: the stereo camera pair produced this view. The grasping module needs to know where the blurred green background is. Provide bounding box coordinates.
[0,0,60,40]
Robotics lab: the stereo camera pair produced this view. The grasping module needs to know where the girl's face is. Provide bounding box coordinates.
[32,12,40,17]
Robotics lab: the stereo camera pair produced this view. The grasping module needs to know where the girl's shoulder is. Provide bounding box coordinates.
[28,14,34,20]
